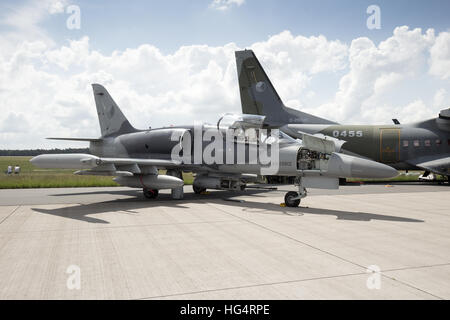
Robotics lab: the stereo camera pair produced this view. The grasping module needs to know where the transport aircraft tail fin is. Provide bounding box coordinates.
[235,50,337,126]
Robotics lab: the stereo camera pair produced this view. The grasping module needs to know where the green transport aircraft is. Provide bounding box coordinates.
[235,50,450,183]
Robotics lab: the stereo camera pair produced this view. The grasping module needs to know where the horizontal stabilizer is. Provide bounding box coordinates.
[47,137,102,142]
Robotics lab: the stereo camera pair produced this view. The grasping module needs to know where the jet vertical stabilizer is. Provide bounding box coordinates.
[92,83,138,137]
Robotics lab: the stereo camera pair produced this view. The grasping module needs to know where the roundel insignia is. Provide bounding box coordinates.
[255,81,266,93]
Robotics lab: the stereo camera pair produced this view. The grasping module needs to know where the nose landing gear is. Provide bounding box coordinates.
[284,179,307,207]
[284,191,300,207]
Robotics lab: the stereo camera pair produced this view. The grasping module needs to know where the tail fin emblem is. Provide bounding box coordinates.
[256,81,266,93]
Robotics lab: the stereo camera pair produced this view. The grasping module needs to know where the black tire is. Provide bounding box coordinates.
[193,185,206,194]
[285,191,300,207]
[143,188,159,199]
[240,184,246,191]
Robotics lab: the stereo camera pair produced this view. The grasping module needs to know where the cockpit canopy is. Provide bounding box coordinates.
[211,113,298,146]
[217,113,266,131]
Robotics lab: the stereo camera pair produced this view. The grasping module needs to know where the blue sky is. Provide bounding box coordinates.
[7,0,450,54]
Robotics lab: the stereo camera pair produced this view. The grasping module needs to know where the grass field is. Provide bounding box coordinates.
[0,156,194,189]
[0,156,442,189]
[0,156,119,189]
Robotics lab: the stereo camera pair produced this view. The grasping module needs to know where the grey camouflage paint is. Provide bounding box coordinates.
[89,84,295,178]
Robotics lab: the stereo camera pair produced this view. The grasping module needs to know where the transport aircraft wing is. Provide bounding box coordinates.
[406,154,450,176]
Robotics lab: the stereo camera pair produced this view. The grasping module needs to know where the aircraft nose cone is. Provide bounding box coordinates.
[351,158,398,179]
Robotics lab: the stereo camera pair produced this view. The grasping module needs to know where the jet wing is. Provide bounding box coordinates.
[280,125,346,152]
[99,157,181,167]
[30,153,182,172]
[406,154,450,176]
[47,137,103,142]
[73,157,182,177]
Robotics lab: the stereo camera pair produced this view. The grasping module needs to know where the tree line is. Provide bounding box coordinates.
[0,148,89,156]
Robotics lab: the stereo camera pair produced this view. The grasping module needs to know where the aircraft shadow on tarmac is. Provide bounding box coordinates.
[213,199,424,223]
[48,188,271,198]
[32,189,269,224]
[32,199,196,224]
[32,189,424,224]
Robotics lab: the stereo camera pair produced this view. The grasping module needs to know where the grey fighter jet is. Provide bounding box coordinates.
[31,84,398,207]
[235,50,450,182]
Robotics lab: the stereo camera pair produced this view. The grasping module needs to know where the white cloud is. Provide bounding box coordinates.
[210,0,245,11]
[431,88,450,114]
[429,31,450,79]
[0,21,450,149]
[397,100,434,123]
[48,0,67,14]
[0,0,69,59]
[249,31,348,106]
[1,0,68,29]
[314,26,443,124]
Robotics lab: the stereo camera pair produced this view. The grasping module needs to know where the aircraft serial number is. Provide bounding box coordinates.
[332,130,363,138]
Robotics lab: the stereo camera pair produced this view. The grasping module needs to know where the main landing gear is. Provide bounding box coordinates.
[143,188,159,199]
[193,185,206,194]
[167,169,184,199]
[284,179,307,207]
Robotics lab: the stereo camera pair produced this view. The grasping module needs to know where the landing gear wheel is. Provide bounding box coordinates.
[240,184,246,191]
[285,191,300,207]
[143,188,159,199]
[193,185,206,194]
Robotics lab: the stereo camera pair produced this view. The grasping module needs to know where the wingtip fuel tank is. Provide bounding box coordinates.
[30,154,99,169]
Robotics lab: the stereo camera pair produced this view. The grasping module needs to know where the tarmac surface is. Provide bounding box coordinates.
[0,183,449,299]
